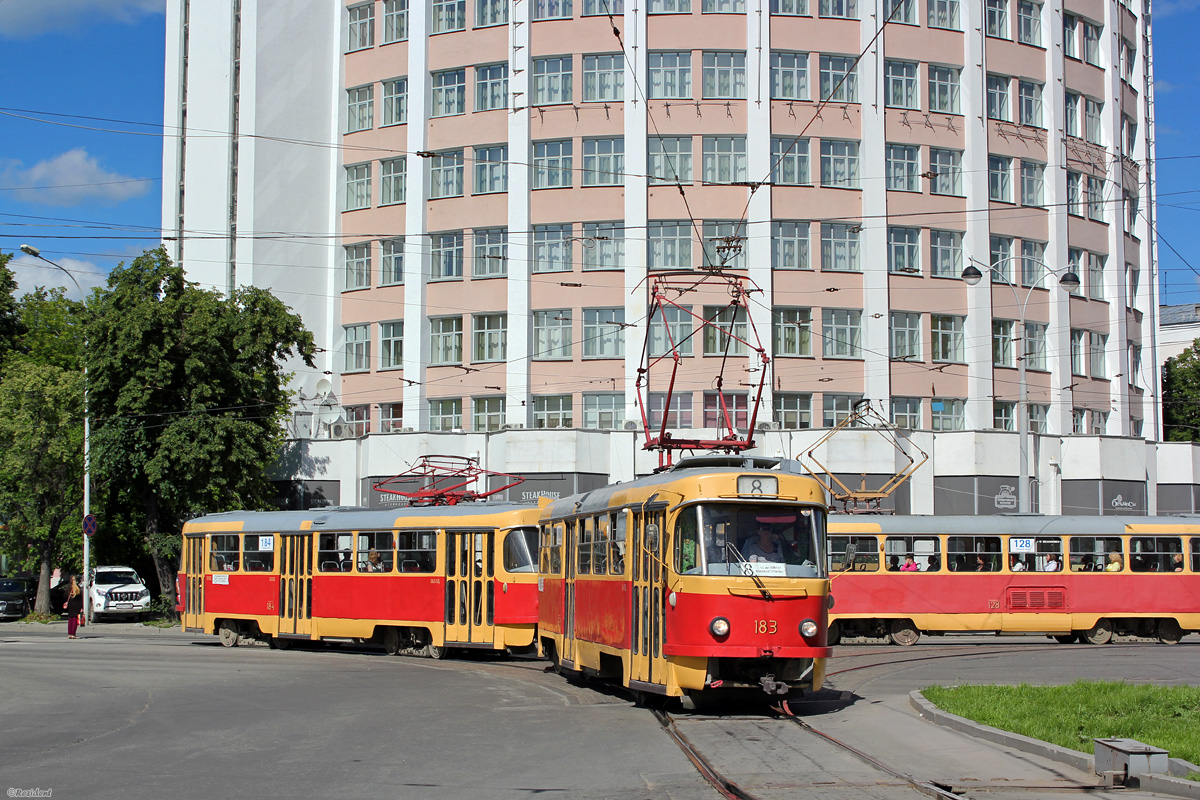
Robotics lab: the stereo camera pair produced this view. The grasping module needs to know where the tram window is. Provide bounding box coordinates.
[593,516,609,574]
[578,519,593,575]
[210,534,240,571]
[947,536,1001,572]
[538,525,552,574]
[317,533,353,572]
[1010,537,1064,572]
[397,530,436,572]
[884,535,941,572]
[1068,536,1123,572]
[551,524,564,573]
[243,534,275,572]
[676,508,701,574]
[687,504,823,577]
[1191,538,1199,572]
[610,512,626,575]
[504,528,539,573]
[828,536,879,572]
[1129,536,1183,573]
[357,531,394,573]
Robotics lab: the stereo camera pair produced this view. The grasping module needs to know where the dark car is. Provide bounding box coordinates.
[0,577,36,621]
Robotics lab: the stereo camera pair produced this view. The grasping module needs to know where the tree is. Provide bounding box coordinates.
[87,248,315,607]
[1162,343,1200,442]
[0,253,25,366]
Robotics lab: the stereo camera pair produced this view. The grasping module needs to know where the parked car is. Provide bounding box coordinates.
[0,577,36,621]
[90,566,151,620]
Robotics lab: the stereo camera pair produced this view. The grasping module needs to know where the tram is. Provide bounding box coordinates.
[537,456,832,707]
[178,502,543,655]
[826,515,1200,646]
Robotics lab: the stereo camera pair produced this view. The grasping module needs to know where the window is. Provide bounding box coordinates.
[886,144,919,191]
[533,310,572,359]
[429,398,462,431]
[472,313,507,362]
[771,138,810,186]
[432,0,467,31]
[1089,332,1107,378]
[648,137,692,184]
[1071,408,1086,434]
[347,85,373,133]
[382,404,405,434]
[1129,537,1184,573]
[1018,81,1042,127]
[344,243,371,291]
[985,0,1007,37]
[820,139,859,188]
[925,66,961,116]
[1125,191,1139,232]
[931,315,965,363]
[1121,38,1136,82]
[775,308,812,356]
[1070,329,1086,375]
[473,228,508,277]
[1021,239,1044,284]
[474,397,505,431]
[583,54,624,101]
[1067,171,1083,216]
[381,321,403,370]
[583,308,625,358]
[702,221,746,269]
[211,534,240,571]
[534,0,572,19]
[821,223,860,271]
[1064,92,1080,137]
[583,222,625,269]
[772,221,810,270]
[648,52,691,99]
[991,236,1013,282]
[474,145,508,194]
[1017,1,1041,45]
[1122,115,1137,157]
[884,61,919,109]
[891,397,921,429]
[819,55,857,101]
[1087,175,1105,221]
[1063,14,1078,58]
[1066,248,1084,295]
[771,52,809,99]
[476,64,508,111]
[988,155,1011,202]
[703,305,748,356]
[774,393,812,429]
[930,230,962,278]
[993,402,1015,431]
[1128,342,1143,389]
[431,231,464,279]
[703,392,749,428]
[822,308,862,358]
[345,163,371,210]
[704,0,746,9]
[772,0,809,13]
[382,77,408,125]
[890,312,921,360]
[348,4,374,51]
[822,394,859,427]
[583,138,624,186]
[1090,410,1109,435]
[928,0,959,29]
[986,74,1010,121]
[1088,253,1105,300]
[431,69,466,117]
[1070,536,1124,571]
[948,535,1002,570]
[429,150,464,198]
[1020,161,1044,206]
[931,398,965,431]
[649,0,690,9]
[381,238,404,285]
[648,393,692,427]
[887,227,920,274]
[993,320,1014,367]
[1029,404,1048,434]
[819,0,856,18]
[533,57,573,104]
[648,221,693,269]
[534,395,573,428]
[534,224,572,272]
[477,0,508,25]
[702,136,747,184]
[1083,21,1101,66]
[649,305,693,356]
[430,317,463,365]
[702,52,746,99]
[1024,322,1047,370]
[533,140,573,188]
[344,324,371,372]
[929,148,962,195]
[1127,263,1141,303]
[885,0,916,23]
[381,158,406,205]
[1085,98,1103,144]
[583,394,624,429]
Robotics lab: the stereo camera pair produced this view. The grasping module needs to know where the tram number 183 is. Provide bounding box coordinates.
[754,620,778,634]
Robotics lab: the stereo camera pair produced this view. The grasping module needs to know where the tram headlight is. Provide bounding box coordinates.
[710,617,730,637]
[827,594,835,610]
[800,619,818,638]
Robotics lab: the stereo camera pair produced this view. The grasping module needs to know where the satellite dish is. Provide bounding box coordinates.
[314,378,333,402]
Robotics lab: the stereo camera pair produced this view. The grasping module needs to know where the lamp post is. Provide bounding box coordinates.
[19,244,91,618]
[962,258,1079,514]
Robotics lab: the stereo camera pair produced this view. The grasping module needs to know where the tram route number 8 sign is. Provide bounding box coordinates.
[737,476,778,496]
[1010,538,1035,552]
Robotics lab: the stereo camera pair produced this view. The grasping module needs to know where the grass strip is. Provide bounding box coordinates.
[923,681,1200,772]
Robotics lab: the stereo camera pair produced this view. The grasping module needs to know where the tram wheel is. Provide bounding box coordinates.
[888,619,920,647]
[382,627,401,656]
[268,637,291,650]
[1052,634,1079,644]
[827,620,841,647]
[1157,618,1184,645]
[425,644,447,660]
[218,621,240,648]
[1082,619,1113,645]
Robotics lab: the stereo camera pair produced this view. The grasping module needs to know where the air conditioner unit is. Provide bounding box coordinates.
[623,420,639,431]
[330,422,358,440]
[399,427,414,432]
[756,421,781,431]
[501,423,525,430]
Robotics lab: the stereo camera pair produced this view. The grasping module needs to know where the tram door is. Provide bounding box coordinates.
[181,535,205,631]
[278,533,313,638]
[630,509,667,687]
[562,520,577,666]
[445,530,496,645]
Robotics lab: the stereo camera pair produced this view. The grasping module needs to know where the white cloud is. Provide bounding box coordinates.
[7,254,108,301]
[1155,79,1176,94]
[0,0,164,38]
[1154,0,1200,17]
[0,148,152,207]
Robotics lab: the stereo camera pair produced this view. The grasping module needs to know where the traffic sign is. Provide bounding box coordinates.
[83,514,97,538]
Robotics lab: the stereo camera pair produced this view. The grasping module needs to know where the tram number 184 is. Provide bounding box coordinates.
[754,620,778,634]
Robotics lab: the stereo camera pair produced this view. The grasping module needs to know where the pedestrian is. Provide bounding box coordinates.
[63,575,84,639]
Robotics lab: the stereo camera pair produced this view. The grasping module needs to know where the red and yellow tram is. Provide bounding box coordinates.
[179,503,543,655]
[826,515,1200,646]
[537,456,832,706]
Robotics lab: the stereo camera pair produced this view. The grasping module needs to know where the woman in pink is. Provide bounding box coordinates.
[900,555,920,572]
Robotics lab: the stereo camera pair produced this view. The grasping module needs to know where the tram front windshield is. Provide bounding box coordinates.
[675,504,825,578]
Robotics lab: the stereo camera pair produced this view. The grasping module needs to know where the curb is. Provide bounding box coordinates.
[909,691,1200,800]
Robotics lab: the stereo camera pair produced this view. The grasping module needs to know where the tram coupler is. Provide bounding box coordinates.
[759,675,789,695]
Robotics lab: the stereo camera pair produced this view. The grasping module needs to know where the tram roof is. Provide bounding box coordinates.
[827,514,1200,536]
[184,502,541,533]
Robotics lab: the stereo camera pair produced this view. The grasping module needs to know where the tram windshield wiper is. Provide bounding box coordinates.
[726,543,773,601]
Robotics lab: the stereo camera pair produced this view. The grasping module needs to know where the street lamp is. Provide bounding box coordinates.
[963,257,1080,514]
[19,244,91,618]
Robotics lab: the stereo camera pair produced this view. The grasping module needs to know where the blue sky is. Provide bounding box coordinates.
[0,0,1198,305]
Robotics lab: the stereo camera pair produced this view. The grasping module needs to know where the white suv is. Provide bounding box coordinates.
[90,566,151,619]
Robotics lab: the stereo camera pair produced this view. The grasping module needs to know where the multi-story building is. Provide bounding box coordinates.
[164,0,1188,514]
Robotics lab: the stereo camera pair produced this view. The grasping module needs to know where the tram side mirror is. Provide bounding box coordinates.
[645,523,660,551]
[844,543,857,561]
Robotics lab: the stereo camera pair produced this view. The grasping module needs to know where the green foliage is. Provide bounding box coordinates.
[1163,343,1200,442]
[0,253,26,366]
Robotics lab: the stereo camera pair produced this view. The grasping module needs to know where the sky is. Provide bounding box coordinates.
[0,0,1199,306]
